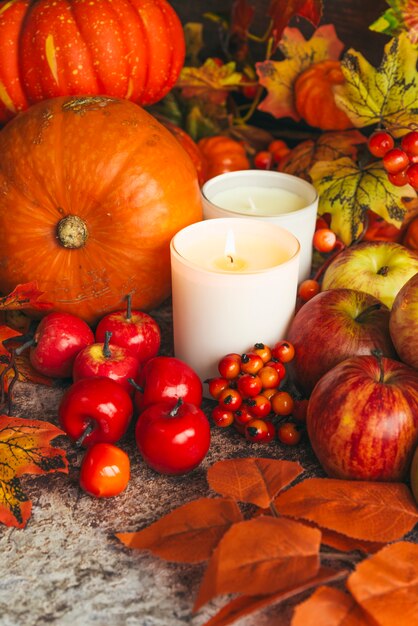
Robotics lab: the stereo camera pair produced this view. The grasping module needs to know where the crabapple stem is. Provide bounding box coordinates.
[128,378,143,393]
[371,349,385,383]
[76,422,94,447]
[103,331,112,359]
[14,338,36,355]
[126,293,132,320]
[169,398,183,417]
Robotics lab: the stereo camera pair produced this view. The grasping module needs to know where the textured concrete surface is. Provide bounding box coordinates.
[0,302,415,626]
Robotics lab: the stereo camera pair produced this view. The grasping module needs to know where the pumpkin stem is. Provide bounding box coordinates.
[57,215,88,249]
[103,331,112,359]
[126,294,132,320]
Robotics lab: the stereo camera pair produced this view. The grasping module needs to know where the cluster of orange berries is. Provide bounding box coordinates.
[253,139,291,171]
[207,341,306,445]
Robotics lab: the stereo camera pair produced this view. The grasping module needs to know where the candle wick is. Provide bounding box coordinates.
[227,255,234,264]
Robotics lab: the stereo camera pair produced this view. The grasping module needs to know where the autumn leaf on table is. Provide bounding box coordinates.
[0,415,68,528]
[334,33,418,134]
[280,130,366,180]
[256,24,344,120]
[267,0,323,50]
[0,281,52,312]
[116,497,243,563]
[176,59,243,105]
[347,541,418,626]
[274,477,418,544]
[193,516,321,611]
[0,325,54,390]
[292,586,375,626]
[207,457,303,509]
[310,156,416,245]
[370,0,418,45]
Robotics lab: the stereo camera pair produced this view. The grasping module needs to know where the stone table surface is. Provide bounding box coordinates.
[0,302,416,626]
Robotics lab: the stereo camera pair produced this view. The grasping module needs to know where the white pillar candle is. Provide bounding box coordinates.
[170,218,300,393]
[202,170,318,282]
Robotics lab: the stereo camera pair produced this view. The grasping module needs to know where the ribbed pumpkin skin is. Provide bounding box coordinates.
[294,60,352,131]
[0,0,185,123]
[197,136,250,182]
[0,96,202,325]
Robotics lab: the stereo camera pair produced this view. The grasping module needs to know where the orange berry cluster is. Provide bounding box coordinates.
[207,341,305,445]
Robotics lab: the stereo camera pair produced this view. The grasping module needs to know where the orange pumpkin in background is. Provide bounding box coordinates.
[0,0,185,123]
[198,135,250,182]
[157,117,208,186]
[0,96,202,325]
[294,60,353,131]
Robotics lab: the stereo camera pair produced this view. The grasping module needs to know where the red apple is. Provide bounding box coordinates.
[287,288,396,396]
[134,356,203,412]
[95,296,161,364]
[30,312,94,378]
[322,241,418,308]
[389,272,418,369]
[73,331,139,394]
[307,354,418,481]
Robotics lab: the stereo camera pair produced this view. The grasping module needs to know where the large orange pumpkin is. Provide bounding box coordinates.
[0,0,185,123]
[294,60,353,131]
[0,96,202,324]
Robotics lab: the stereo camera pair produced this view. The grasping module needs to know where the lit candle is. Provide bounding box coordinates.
[170,218,300,393]
[202,170,318,282]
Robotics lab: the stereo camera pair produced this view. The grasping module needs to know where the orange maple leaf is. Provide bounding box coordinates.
[0,415,68,528]
[0,281,52,311]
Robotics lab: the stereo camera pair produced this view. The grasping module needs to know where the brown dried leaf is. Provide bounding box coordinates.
[347,541,418,626]
[292,586,375,626]
[202,567,346,626]
[115,497,243,563]
[207,457,303,508]
[194,516,321,611]
[275,477,418,543]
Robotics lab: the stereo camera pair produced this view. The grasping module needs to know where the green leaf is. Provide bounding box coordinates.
[185,105,223,141]
[369,1,418,43]
[184,22,204,67]
[334,34,418,134]
[310,156,416,245]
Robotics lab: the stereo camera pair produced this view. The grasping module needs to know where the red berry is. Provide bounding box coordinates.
[388,169,409,187]
[244,418,271,443]
[218,388,243,411]
[298,279,320,302]
[313,228,337,253]
[246,394,271,418]
[237,373,263,398]
[207,376,230,399]
[271,391,294,416]
[407,163,418,190]
[271,340,295,363]
[258,365,280,389]
[240,353,264,375]
[265,359,287,381]
[254,151,273,170]
[79,443,130,498]
[212,405,234,428]
[383,148,410,174]
[268,139,290,164]
[234,405,254,426]
[277,422,301,445]
[367,130,394,158]
[218,353,241,379]
[401,131,418,157]
[252,342,272,364]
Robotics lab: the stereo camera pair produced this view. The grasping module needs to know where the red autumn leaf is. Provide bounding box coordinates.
[292,586,375,626]
[194,516,321,611]
[0,325,54,390]
[202,567,346,626]
[274,477,418,543]
[0,415,68,528]
[207,457,303,508]
[319,527,386,555]
[347,541,418,626]
[115,497,243,563]
[0,282,52,311]
[230,0,255,37]
[267,0,323,50]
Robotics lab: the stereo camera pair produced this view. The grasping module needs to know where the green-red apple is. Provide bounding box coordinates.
[287,288,396,396]
[307,354,418,481]
[389,272,418,370]
[322,241,418,308]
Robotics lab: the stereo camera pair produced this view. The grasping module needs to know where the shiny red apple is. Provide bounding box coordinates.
[307,354,418,481]
[73,331,139,394]
[287,288,396,396]
[389,272,418,370]
[95,296,161,364]
[134,356,203,412]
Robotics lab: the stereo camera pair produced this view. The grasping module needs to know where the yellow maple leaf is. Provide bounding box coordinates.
[334,33,418,134]
[256,24,344,120]
[176,59,243,105]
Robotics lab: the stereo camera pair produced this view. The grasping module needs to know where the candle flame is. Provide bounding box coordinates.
[224,229,236,262]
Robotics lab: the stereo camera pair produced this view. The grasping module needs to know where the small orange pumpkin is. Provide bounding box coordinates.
[198,135,250,182]
[294,60,353,131]
[0,96,202,325]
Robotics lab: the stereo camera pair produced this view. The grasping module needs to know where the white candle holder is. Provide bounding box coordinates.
[201,170,318,282]
[170,218,300,392]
